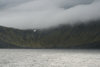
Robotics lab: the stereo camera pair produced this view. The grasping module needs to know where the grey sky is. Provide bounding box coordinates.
[0,0,100,29]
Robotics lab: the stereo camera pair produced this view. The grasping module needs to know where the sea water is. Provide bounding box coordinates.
[0,49,100,67]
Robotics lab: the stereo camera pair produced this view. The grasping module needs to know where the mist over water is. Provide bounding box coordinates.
[0,0,100,29]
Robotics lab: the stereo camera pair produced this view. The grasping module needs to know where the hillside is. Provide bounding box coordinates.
[0,20,100,49]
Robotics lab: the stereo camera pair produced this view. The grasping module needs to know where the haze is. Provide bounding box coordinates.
[0,0,100,29]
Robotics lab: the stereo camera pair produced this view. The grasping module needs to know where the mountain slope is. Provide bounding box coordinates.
[0,20,100,48]
[0,40,20,48]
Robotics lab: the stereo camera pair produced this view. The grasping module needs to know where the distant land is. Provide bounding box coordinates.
[0,20,100,49]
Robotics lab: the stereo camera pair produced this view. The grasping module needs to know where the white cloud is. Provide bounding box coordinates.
[0,0,99,29]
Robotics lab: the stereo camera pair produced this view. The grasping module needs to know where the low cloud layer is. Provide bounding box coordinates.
[0,0,100,29]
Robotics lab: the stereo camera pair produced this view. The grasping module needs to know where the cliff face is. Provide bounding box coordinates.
[0,20,100,49]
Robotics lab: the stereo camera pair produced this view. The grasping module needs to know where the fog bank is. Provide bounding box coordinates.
[0,0,100,29]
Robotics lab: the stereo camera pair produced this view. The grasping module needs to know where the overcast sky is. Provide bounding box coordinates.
[0,0,100,29]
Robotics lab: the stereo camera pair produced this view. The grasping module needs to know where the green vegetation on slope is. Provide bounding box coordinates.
[0,20,100,48]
